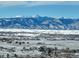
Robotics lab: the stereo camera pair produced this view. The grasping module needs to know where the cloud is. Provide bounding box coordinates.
[0,1,27,6]
[0,1,62,7]
[26,1,64,6]
[0,1,79,7]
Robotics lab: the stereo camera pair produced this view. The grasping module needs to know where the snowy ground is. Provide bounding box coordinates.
[0,29,79,58]
[0,29,79,34]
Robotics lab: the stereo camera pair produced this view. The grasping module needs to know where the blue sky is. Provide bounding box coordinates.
[0,1,79,18]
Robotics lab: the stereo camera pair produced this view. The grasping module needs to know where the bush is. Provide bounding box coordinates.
[39,46,47,52]
[14,54,18,58]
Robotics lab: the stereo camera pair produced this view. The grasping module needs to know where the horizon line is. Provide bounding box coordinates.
[0,15,78,19]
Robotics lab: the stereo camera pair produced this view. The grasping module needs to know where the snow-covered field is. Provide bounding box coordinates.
[0,29,79,58]
[0,29,79,34]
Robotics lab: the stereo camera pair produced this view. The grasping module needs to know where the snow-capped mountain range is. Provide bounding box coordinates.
[0,15,79,30]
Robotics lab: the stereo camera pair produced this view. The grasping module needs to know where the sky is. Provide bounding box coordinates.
[0,1,79,18]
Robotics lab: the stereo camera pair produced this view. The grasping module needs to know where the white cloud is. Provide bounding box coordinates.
[0,1,62,7]
[0,1,79,7]
[0,1,27,6]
